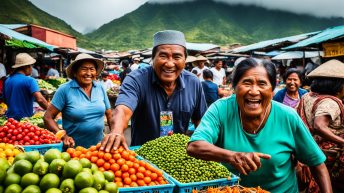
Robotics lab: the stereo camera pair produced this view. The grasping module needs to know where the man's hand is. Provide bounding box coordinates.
[228,152,271,175]
[100,132,129,152]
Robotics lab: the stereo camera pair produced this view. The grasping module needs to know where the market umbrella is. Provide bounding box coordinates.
[272,51,323,60]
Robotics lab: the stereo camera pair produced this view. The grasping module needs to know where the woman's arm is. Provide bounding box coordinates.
[187,140,271,175]
[314,115,344,146]
[309,163,332,193]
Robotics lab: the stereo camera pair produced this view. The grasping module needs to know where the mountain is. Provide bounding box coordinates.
[87,0,344,51]
[0,0,94,49]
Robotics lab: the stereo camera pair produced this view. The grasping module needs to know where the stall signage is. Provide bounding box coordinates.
[323,42,344,57]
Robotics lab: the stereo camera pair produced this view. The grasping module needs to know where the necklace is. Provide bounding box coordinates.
[239,104,270,134]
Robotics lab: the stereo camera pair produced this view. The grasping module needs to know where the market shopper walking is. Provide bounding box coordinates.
[273,68,308,108]
[3,53,49,120]
[210,59,226,86]
[187,58,332,193]
[101,30,207,151]
[44,53,114,148]
[297,59,344,192]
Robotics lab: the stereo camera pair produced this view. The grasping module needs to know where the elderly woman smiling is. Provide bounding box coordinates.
[44,53,114,148]
[187,58,332,193]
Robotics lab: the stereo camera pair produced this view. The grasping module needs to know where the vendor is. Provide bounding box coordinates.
[100,30,207,151]
[187,58,332,192]
[44,53,114,148]
[3,53,48,120]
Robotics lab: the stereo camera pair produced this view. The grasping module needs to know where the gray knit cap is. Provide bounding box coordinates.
[153,30,186,48]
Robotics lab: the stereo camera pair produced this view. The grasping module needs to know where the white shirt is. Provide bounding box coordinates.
[210,67,226,85]
[130,63,139,71]
[0,63,6,78]
[102,79,115,90]
[191,66,209,81]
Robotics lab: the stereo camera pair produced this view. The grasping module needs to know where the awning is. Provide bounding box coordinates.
[271,51,324,60]
[0,24,56,51]
[232,31,319,53]
[186,42,220,52]
[284,25,344,50]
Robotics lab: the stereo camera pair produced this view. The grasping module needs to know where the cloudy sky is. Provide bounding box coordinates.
[29,0,344,34]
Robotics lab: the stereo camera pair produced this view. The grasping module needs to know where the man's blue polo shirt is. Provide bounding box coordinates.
[4,73,40,120]
[116,66,207,146]
[51,80,111,148]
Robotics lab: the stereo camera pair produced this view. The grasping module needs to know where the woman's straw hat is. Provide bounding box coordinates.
[12,53,36,68]
[307,59,344,79]
[66,53,104,78]
[195,55,208,61]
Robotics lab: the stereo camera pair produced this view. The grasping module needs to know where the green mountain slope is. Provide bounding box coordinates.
[87,1,344,51]
[0,0,94,49]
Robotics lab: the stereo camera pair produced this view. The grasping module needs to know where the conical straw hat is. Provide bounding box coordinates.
[307,59,344,79]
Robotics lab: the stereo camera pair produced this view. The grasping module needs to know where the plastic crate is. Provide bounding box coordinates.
[22,142,63,154]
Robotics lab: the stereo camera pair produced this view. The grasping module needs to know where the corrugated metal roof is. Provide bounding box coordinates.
[0,24,56,51]
[1,24,27,29]
[186,42,219,51]
[283,25,344,50]
[232,31,319,53]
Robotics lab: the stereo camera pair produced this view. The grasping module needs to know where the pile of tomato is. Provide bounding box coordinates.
[0,118,61,145]
[67,144,168,188]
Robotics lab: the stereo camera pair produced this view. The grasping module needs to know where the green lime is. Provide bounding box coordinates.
[49,159,66,175]
[22,185,41,193]
[13,160,32,176]
[6,167,14,174]
[0,168,6,184]
[59,178,75,193]
[90,164,98,174]
[104,182,118,193]
[4,184,22,193]
[82,168,92,174]
[13,153,27,164]
[39,173,60,192]
[0,158,10,171]
[75,172,94,190]
[62,160,82,179]
[4,173,21,187]
[103,171,114,183]
[45,188,62,193]
[79,158,92,169]
[20,173,40,187]
[99,191,109,193]
[61,152,71,162]
[26,151,41,164]
[93,171,105,191]
[0,185,3,193]
[33,161,49,176]
[44,149,61,164]
[79,187,98,193]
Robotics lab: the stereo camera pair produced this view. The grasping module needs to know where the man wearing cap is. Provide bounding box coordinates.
[130,57,140,71]
[191,55,209,81]
[101,30,207,151]
[3,53,49,120]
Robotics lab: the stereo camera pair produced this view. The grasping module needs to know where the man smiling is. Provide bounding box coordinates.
[101,30,207,150]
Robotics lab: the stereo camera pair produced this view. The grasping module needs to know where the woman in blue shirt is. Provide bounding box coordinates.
[44,53,113,148]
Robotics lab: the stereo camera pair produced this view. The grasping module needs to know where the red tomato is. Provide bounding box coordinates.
[12,129,19,136]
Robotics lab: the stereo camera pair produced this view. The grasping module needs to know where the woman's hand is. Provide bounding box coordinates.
[62,135,75,148]
[228,152,271,175]
[100,132,129,152]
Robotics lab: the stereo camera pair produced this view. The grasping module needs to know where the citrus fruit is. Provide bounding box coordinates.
[82,168,93,174]
[59,178,75,193]
[49,159,66,175]
[61,152,71,162]
[79,187,98,193]
[103,171,114,182]
[6,166,14,174]
[13,160,33,176]
[55,130,66,140]
[46,188,62,193]
[0,186,3,193]
[79,158,92,168]
[99,191,109,193]
[4,173,21,187]
[93,171,105,191]
[91,164,98,174]
[75,172,94,190]
[4,184,22,193]
[62,160,82,179]
[104,182,118,193]
[0,158,10,171]
[44,149,61,164]
[13,153,27,164]
[0,168,6,184]
[26,151,41,164]
[39,173,60,192]
[22,185,41,193]
[20,172,40,187]
[33,161,49,176]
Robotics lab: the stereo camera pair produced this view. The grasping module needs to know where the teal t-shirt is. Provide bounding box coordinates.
[190,95,325,193]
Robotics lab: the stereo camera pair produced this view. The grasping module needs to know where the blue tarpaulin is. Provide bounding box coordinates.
[283,25,344,50]
[0,24,56,51]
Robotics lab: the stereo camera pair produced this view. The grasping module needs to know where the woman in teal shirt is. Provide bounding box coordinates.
[187,58,332,193]
[44,53,113,148]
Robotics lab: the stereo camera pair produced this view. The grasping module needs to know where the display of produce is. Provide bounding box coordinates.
[46,78,68,88]
[0,118,61,145]
[136,134,231,183]
[37,79,56,93]
[192,185,270,193]
[0,149,119,193]
[20,112,45,128]
[107,84,120,98]
[66,144,169,188]
[0,143,23,164]
[0,116,6,126]
[0,103,7,116]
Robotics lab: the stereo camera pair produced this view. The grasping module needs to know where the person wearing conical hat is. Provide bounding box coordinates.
[44,53,114,148]
[297,59,344,192]
[191,55,209,81]
[3,53,49,120]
